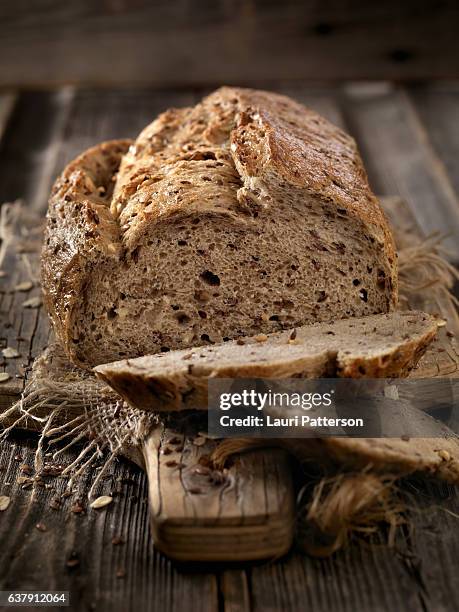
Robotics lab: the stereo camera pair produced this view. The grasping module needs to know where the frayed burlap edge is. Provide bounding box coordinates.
[0,344,158,498]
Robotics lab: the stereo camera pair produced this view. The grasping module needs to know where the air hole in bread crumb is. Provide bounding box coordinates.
[161,347,171,352]
[359,289,368,302]
[131,246,141,263]
[198,310,207,319]
[176,313,190,324]
[269,315,279,321]
[201,334,211,342]
[200,271,220,286]
[107,308,117,320]
[178,240,187,246]
[316,291,327,303]
[358,365,366,375]
[353,279,361,286]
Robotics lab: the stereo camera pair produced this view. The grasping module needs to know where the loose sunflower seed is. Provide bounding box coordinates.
[0,495,11,511]
[90,495,113,509]
[14,281,34,292]
[193,436,207,447]
[23,297,42,308]
[2,347,20,359]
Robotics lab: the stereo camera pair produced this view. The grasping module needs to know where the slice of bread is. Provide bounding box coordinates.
[94,311,438,412]
[42,87,397,368]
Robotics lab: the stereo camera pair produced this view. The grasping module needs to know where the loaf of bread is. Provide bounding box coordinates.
[94,311,437,411]
[42,87,397,368]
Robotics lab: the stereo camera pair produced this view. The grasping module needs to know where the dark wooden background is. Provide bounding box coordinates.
[0,0,458,87]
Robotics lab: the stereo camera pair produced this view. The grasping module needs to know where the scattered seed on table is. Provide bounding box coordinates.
[90,495,113,509]
[0,495,11,511]
[35,522,47,532]
[193,436,206,446]
[0,373,11,383]
[111,536,124,546]
[14,281,33,292]
[116,569,126,579]
[66,554,80,569]
[2,347,20,359]
[22,297,42,308]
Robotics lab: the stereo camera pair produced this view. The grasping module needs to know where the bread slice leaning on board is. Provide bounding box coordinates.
[42,87,398,368]
[94,311,439,412]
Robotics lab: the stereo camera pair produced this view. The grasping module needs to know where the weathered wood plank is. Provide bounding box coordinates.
[0,91,74,213]
[408,84,459,197]
[143,421,294,561]
[220,570,251,612]
[341,83,459,259]
[405,478,459,611]
[0,92,17,144]
[0,431,219,612]
[0,1,458,86]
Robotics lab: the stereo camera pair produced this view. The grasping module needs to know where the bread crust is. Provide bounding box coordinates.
[42,88,398,366]
[42,140,131,360]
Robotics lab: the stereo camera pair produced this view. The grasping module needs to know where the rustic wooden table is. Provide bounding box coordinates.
[0,83,458,611]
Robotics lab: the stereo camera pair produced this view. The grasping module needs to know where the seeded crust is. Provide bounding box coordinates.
[42,87,398,368]
[94,311,437,412]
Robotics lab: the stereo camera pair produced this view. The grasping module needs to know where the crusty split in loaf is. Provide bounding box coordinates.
[94,311,437,412]
[42,87,397,368]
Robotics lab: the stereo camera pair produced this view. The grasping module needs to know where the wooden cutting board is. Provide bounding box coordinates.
[0,197,457,561]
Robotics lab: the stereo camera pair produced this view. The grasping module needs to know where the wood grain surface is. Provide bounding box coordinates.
[0,1,458,87]
[0,83,458,611]
[143,424,294,561]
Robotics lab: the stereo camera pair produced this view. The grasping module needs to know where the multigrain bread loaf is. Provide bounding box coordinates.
[94,311,437,411]
[42,87,398,368]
